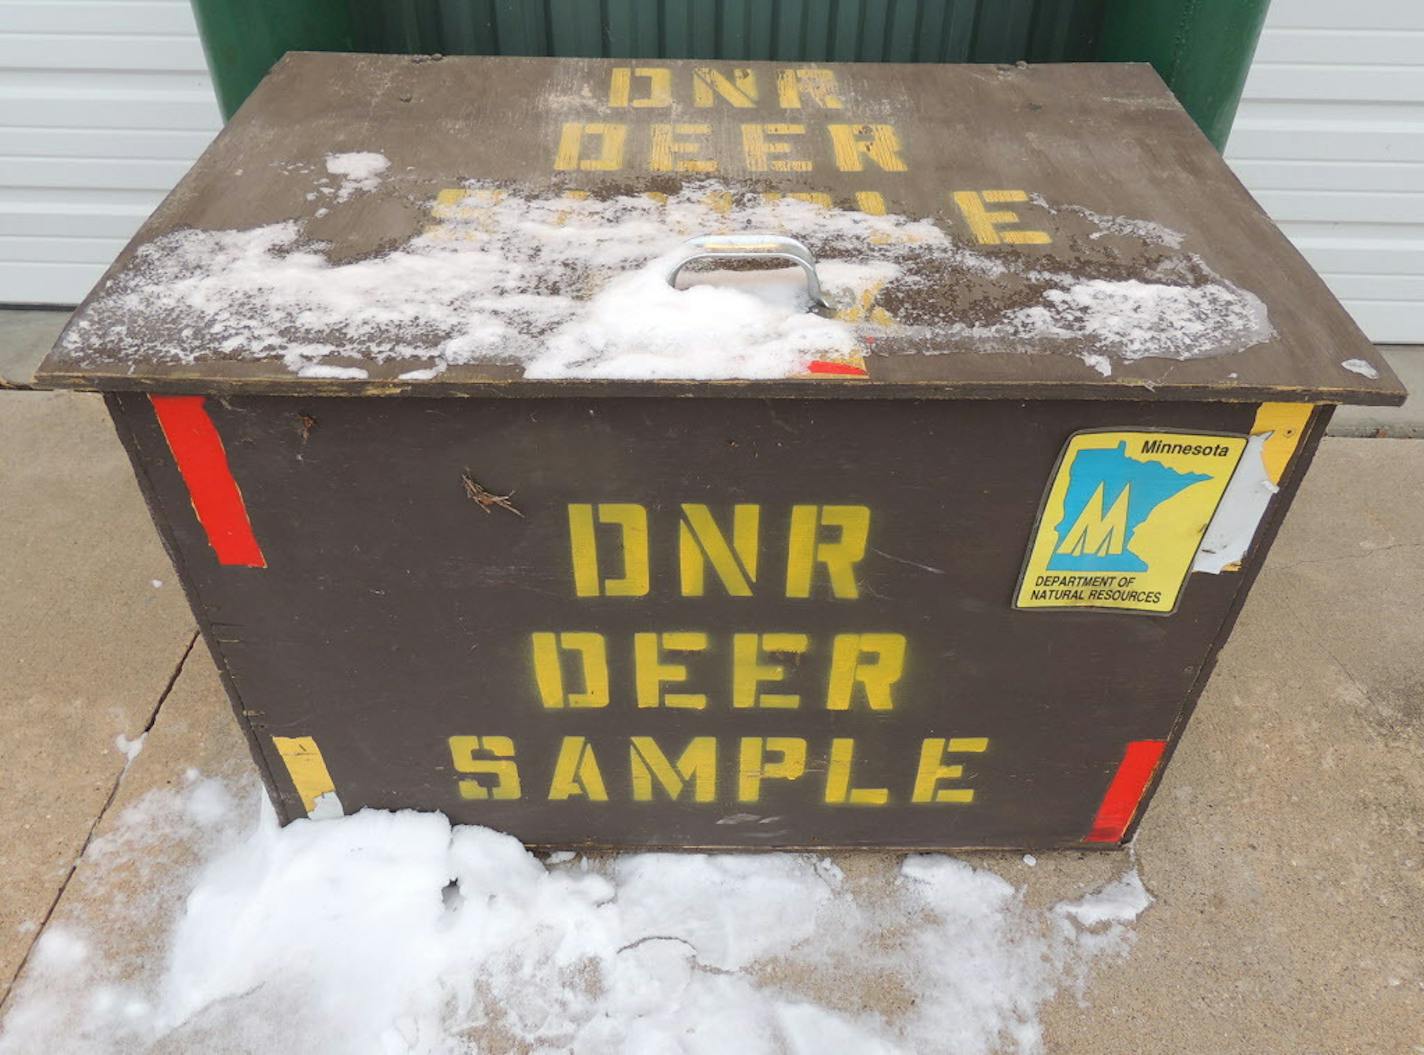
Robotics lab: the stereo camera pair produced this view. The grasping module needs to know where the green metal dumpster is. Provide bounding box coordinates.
[190,0,1269,149]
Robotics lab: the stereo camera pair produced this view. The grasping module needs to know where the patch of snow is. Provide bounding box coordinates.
[1080,352,1112,377]
[114,734,145,765]
[28,927,88,971]
[182,778,236,827]
[1056,870,1153,928]
[997,278,1271,363]
[1341,358,1379,380]
[526,260,882,380]
[396,363,446,381]
[323,151,389,202]
[296,364,368,380]
[1032,196,1186,249]
[66,179,1273,383]
[0,777,1153,1055]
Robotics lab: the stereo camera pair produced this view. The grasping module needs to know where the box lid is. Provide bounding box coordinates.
[37,53,1404,404]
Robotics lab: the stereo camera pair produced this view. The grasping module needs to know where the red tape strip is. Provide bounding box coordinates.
[150,395,266,568]
[1084,739,1167,844]
[807,360,869,376]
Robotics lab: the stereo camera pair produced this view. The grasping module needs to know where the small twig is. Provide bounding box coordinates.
[461,471,524,518]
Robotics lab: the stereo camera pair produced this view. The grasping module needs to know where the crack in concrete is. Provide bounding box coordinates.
[0,628,201,1013]
[1273,541,1424,573]
[615,934,737,976]
[616,934,699,956]
[1277,595,1380,715]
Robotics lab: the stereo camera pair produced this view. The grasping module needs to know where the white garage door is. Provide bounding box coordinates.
[0,0,220,306]
[1227,0,1424,343]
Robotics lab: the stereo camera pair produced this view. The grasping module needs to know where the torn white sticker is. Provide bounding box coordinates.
[307,790,346,821]
[1194,431,1277,574]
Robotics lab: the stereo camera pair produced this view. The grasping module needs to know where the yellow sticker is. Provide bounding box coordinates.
[1015,430,1248,615]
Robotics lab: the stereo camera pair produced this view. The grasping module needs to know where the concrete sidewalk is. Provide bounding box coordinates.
[0,390,1420,1053]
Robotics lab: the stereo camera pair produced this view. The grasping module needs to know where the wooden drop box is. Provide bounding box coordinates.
[38,53,1404,850]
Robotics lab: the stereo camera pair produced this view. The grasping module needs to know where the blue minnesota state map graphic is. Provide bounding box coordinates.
[1048,441,1209,573]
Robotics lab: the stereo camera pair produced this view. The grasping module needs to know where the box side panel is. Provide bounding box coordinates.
[119,392,1280,849]
[1121,403,1333,842]
[104,392,299,821]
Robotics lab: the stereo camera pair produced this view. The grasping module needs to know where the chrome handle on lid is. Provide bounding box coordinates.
[664,233,830,311]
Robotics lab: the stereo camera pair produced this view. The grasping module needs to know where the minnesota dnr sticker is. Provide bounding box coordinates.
[1015,430,1248,615]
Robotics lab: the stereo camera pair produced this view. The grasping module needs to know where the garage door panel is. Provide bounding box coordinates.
[0,201,158,238]
[1251,189,1424,226]
[0,67,215,93]
[1325,273,1424,301]
[0,260,104,304]
[1227,0,1424,341]
[0,127,215,160]
[1290,239,1424,278]
[1337,302,1421,343]
[0,33,209,72]
[1,90,219,130]
[1230,159,1424,194]
[1262,0,1424,30]
[0,233,128,264]
[0,0,219,304]
[1231,123,1424,163]
[1242,65,1424,105]
[1253,28,1424,66]
[0,156,197,190]
[0,1,201,36]
[1235,98,1424,133]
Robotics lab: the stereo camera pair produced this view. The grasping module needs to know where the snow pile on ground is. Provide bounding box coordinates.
[62,177,1271,382]
[0,777,1151,1055]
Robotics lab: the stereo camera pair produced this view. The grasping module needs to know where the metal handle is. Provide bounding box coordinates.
[664,234,829,310]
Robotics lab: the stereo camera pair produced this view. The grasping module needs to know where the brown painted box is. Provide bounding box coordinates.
[38,54,1403,849]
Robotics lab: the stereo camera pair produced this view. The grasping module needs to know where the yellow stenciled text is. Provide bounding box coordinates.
[447,735,989,806]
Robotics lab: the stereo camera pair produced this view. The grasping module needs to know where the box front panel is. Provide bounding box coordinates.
[112,393,1297,848]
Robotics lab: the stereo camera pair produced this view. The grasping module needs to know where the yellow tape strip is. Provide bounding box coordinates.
[271,735,337,815]
[1252,403,1314,484]
[1217,403,1315,573]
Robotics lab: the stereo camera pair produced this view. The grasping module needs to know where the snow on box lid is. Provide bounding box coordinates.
[38,53,1404,404]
